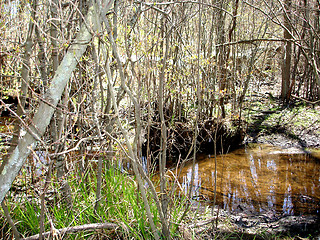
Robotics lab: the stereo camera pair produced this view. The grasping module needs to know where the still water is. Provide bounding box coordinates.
[178,144,320,215]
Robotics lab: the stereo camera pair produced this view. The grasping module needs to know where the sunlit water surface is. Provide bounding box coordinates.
[178,144,320,215]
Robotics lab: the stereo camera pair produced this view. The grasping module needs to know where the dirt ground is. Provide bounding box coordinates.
[245,80,320,151]
[181,205,320,240]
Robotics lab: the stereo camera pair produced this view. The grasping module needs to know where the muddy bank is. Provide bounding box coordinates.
[246,102,320,151]
[142,117,245,165]
[187,207,320,239]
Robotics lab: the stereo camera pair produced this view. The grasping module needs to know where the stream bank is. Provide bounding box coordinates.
[178,97,320,239]
[182,206,320,240]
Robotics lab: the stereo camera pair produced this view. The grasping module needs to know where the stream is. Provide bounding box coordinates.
[178,144,320,216]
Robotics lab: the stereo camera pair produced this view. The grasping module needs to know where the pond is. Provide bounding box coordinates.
[177,144,320,216]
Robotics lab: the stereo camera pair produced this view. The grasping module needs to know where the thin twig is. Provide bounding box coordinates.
[48,135,104,156]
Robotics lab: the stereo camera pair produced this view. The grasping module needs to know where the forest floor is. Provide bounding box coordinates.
[245,79,320,151]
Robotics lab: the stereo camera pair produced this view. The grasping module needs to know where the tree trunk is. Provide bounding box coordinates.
[281,0,292,103]
[216,0,227,118]
[0,0,112,204]
[158,20,170,239]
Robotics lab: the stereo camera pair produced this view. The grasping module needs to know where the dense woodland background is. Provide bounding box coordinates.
[0,0,320,239]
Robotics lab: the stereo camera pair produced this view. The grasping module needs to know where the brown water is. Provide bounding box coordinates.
[178,144,320,215]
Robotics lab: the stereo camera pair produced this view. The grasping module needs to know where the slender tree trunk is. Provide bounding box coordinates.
[216,0,227,118]
[92,41,105,212]
[1,201,21,239]
[281,0,292,103]
[189,0,202,204]
[104,56,161,240]
[158,20,170,239]
[35,25,48,92]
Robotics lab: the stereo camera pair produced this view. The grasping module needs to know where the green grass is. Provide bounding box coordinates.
[0,163,168,239]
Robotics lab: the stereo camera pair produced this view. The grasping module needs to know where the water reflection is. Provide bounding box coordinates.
[178,144,320,215]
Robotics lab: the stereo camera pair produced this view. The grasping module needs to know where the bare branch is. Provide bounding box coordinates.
[23,222,119,240]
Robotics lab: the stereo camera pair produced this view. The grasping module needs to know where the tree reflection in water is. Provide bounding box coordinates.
[178,144,320,215]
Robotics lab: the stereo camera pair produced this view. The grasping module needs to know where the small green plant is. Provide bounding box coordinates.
[15,200,41,236]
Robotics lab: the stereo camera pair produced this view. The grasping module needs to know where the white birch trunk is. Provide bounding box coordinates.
[0,1,113,204]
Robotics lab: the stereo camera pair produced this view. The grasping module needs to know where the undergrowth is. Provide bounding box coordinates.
[0,163,185,239]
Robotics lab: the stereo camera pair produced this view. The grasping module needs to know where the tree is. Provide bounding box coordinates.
[281,0,293,103]
[0,0,109,205]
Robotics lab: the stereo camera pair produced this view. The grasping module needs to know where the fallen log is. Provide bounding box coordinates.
[23,222,119,240]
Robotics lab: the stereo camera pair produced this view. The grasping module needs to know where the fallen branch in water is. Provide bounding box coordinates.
[23,222,119,240]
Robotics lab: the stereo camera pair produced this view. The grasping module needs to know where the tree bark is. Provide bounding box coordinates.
[281,0,292,103]
[216,0,227,118]
[0,0,113,204]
